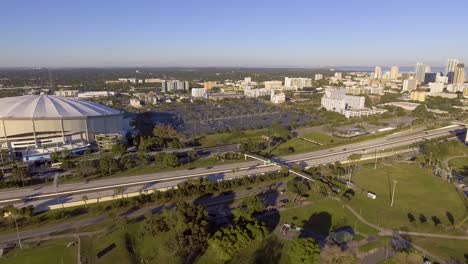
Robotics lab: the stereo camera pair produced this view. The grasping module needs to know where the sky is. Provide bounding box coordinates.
[1,0,468,68]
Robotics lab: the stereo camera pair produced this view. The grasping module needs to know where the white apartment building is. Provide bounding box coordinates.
[334,72,343,79]
[315,74,323,81]
[244,87,271,98]
[284,77,312,89]
[321,88,365,113]
[191,88,206,98]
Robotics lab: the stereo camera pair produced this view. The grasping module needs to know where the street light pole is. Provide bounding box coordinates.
[13,216,22,249]
[391,180,398,207]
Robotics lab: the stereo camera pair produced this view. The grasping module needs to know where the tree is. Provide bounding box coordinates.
[50,152,61,163]
[114,186,124,198]
[111,144,126,156]
[287,179,310,198]
[163,153,180,167]
[232,196,265,222]
[320,246,356,264]
[286,238,320,264]
[207,221,267,261]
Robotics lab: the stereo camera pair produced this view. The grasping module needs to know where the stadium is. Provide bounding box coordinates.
[0,95,125,161]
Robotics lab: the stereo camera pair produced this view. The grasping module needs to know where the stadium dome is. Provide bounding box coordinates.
[0,95,124,161]
[0,95,120,119]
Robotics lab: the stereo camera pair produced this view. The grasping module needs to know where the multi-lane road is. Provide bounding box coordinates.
[0,124,465,209]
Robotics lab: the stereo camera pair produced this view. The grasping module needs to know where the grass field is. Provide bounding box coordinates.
[80,229,136,264]
[301,132,345,145]
[449,157,468,176]
[1,238,77,264]
[270,138,319,156]
[279,199,378,236]
[410,236,468,263]
[199,129,268,147]
[347,163,468,234]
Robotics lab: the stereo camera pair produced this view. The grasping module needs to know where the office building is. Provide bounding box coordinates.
[162,80,189,92]
[0,95,124,161]
[334,72,343,79]
[446,59,459,75]
[244,77,252,83]
[424,73,437,83]
[203,81,217,90]
[410,90,426,102]
[454,63,465,84]
[315,74,323,81]
[425,66,432,73]
[415,63,426,83]
[390,66,399,80]
[403,78,418,91]
[374,67,382,79]
[77,91,114,98]
[264,80,283,89]
[429,82,445,93]
[54,90,79,97]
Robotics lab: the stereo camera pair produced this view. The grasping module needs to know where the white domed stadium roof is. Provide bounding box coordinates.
[0,95,121,119]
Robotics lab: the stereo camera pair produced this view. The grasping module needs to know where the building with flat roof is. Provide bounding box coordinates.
[410,90,426,102]
[264,80,283,89]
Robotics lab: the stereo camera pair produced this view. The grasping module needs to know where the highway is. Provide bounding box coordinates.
[0,124,464,209]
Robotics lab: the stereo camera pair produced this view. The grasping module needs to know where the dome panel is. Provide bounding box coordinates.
[0,95,120,119]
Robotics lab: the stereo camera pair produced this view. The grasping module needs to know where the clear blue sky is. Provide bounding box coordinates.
[1,0,467,67]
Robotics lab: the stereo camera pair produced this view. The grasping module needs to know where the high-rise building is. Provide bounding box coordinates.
[414,63,426,83]
[162,80,189,92]
[424,73,437,83]
[425,66,432,73]
[445,59,459,75]
[244,77,252,83]
[374,67,382,79]
[334,72,343,79]
[403,78,417,91]
[454,63,465,84]
[390,66,399,80]
[315,74,323,81]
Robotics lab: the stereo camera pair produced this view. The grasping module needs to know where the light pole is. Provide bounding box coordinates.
[391,180,398,207]
[10,214,22,249]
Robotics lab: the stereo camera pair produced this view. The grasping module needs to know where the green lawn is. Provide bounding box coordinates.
[279,199,378,236]
[348,163,468,234]
[199,129,268,147]
[80,227,137,264]
[449,157,468,176]
[302,132,344,145]
[358,237,391,253]
[270,138,319,156]
[410,236,468,263]
[1,238,77,264]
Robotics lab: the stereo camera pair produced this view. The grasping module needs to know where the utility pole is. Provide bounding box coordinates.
[374,149,378,169]
[391,180,398,207]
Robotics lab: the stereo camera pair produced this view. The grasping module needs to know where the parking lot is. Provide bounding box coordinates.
[150,100,319,135]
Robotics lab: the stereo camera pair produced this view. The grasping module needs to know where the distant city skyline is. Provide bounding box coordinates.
[1,0,468,67]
